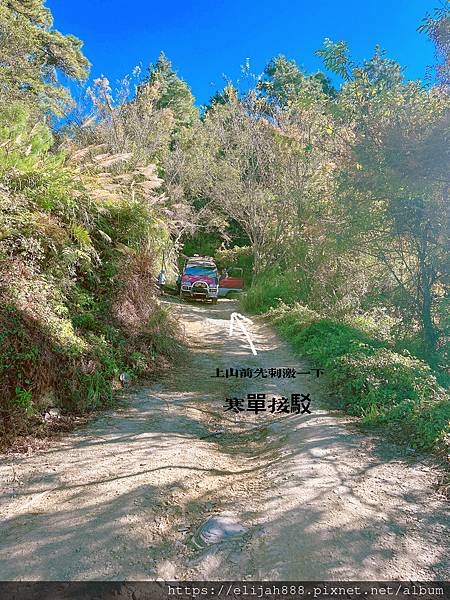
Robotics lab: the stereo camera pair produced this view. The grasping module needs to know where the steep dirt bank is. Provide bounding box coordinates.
[0,299,448,580]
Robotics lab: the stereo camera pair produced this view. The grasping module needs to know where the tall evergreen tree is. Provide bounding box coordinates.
[0,0,90,115]
[138,52,199,131]
[258,54,335,108]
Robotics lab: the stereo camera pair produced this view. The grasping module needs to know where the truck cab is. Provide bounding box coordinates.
[180,257,219,303]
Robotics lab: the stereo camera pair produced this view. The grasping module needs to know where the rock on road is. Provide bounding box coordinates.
[0,299,448,580]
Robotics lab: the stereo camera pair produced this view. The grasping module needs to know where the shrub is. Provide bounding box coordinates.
[265,302,450,454]
[241,269,304,313]
[215,245,253,286]
[0,107,182,448]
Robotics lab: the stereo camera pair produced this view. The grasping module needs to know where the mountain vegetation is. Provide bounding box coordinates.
[0,0,448,454]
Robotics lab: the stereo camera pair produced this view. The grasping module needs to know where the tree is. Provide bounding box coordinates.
[0,0,90,115]
[138,52,199,132]
[317,40,450,351]
[175,89,285,273]
[418,2,450,87]
[72,72,175,165]
[203,83,238,115]
[257,55,306,107]
[257,54,335,110]
[176,70,346,280]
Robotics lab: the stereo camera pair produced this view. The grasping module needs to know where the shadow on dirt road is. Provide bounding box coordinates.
[0,299,448,580]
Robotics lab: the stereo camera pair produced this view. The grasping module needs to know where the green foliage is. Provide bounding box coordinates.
[266,303,450,454]
[418,3,450,86]
[204,84,239,114]
[241,269,304,313]
[258,54,335,107]
[315,39,354,80]
[214,246,253,286]
[140,52,199,131]
[0,103,181,444]
[258,55,307,105]
[182,231,223,259]
[0,0,90,115]
[311,40,450,352]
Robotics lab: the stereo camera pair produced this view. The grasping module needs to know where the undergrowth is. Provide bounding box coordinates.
[261,302,449,455]
[0,105,183,448]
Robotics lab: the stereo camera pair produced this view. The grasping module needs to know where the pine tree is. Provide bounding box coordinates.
[138,52,198,131]
[0,0,90,115]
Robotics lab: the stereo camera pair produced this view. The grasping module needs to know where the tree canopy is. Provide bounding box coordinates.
[0,0,90,115]
[0,0,448,450]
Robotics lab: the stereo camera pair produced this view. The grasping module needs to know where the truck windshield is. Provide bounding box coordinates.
[184,266,217,277]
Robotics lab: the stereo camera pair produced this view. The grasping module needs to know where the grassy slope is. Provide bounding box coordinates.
[243,297,449,455]
[0,108,183,447]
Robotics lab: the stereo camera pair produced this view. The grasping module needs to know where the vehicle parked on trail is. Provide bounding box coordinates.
[218,267,244,297]
[179,256,219,303]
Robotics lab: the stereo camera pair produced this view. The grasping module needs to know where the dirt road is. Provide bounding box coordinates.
[0,299,448,580]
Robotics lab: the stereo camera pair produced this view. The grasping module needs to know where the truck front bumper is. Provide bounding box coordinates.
[181,285,218,300]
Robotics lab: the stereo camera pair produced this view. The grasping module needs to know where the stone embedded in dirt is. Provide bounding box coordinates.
[119,372,130,383]
[191,512,247,549]
[44,408,61,421]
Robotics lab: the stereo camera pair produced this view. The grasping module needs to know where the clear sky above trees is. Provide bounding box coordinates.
[47,0,438,106]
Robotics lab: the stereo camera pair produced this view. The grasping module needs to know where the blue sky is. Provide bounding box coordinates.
[48,0,437,106]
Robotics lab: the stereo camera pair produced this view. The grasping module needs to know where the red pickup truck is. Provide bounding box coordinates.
[178,258,244,303]
[218,267,244,297]
[179,257,219,303]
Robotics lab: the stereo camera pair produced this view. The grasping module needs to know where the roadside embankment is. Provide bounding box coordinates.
[256,302,449,459]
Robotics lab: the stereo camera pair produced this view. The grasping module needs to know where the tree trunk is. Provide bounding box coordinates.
[418,249,437,353]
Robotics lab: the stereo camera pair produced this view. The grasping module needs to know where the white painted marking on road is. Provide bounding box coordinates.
[229,312,257,355]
